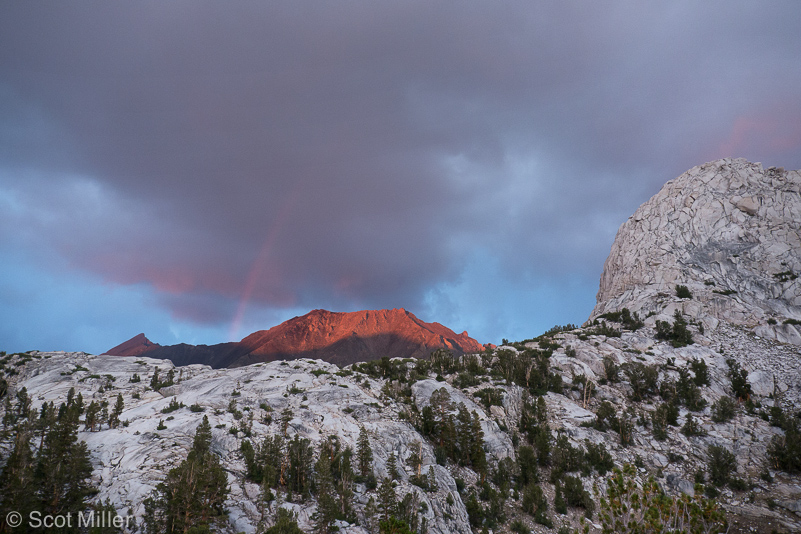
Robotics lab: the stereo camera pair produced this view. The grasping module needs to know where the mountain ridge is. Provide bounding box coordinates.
[104,308,486,367]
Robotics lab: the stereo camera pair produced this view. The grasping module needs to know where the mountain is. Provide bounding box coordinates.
[104,332,161,356]
[104,308,486,368]
[592,158,801,345]
[233,308,485,366]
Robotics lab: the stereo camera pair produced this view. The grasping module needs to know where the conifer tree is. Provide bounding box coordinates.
[1,396,14,432]
[143,415,229,533]
[150,367,161,391]
[312,448,338,534]
[109,394,124,429]
[469,411,488,477]
[0,426,36,530]
[429,388,454,449]
[287,435,314,499]
[456,404,473,465]
[99,401,109,429]
[35,399,94,520]
[265,507,304,534]
[554,480,567,515]
[84,400,101,432]
[89,499,123,534]
[1,387,96,533]
[74,392,85,415]
[335,446,355,520]
[280,408,293,437]
[426,466,438,492]
[15,387,31,420]
[37,401,57,449]
[377,477,396,523]
[356,425,373,479]
[241,439,261,482]
[363,497,379,534]
[386,451,400,480]
[263,435,286,488]
[406,442,423,478]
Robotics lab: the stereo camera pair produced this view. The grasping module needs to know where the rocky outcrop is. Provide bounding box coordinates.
[2,352,507,534]
[105,309,486,368]
[591,158,801,345]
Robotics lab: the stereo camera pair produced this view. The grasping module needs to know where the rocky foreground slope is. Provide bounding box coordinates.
[3,313,801,533]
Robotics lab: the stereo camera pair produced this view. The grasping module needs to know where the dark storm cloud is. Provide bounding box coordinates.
[2,1,801,342]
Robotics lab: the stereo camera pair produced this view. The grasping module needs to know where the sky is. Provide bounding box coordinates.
[2,2,801,354]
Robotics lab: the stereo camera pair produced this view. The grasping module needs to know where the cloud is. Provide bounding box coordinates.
[1,2,800,349]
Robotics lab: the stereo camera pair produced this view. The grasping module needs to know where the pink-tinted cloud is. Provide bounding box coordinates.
[718,112,801,159]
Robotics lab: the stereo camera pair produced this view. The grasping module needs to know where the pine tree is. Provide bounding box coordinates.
[312,448,338,534]
[429,387,453,448]
[74,392,85,415]
[377,477,396,523]
[88,499,123,534]
[280,408,293,437]
[406,442,423,478]
[469,411,487,477]
[287,435,314,499]
[37,401,57,449]
[455,404,473,466]
[263,435,286,488]
[84,400,101,432]
[143,415,229,533]
[363,497,379,534]
[1,396,14,432]
[35,400,95,519]
[109,394,124,429]
[554,480,567,514]
[0,426,37,530]
[99,401,109,429]
[522,483,549,525]
[386,452,400,480]
[150,367,161,391]
[265,507,304,534]
[241,440,261,482]
[517,445,538,487]
[14,387,31,420]
[336,446,355,520]
[356,425,373,479]
[426,466,438,492]
[0,389,95,533]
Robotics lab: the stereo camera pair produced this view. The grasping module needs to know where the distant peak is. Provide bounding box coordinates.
[104,333,160,357]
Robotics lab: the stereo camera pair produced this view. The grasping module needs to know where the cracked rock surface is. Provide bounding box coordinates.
[592,158,801,345]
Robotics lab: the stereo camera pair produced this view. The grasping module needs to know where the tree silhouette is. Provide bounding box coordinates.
[143,416,229,533]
